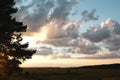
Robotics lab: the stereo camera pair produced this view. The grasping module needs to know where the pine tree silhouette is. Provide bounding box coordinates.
[0,0,36,77]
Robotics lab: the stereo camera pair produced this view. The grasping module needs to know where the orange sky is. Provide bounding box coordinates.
[20,55,120,67]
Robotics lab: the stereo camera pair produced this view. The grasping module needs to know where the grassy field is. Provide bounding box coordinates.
[21,68,120,80]
[1,64,120,80]
[15,64,120,80]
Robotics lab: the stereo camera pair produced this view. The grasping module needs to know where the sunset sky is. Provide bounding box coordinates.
[14,0,120,67]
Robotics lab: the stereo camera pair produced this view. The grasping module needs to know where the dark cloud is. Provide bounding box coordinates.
[14,0,22,3]
[72,39,100,54]
[81,9,99,22]
[36,46,53,55]
[49,0,77,25]
[82,18,120,53]
[104,35,120,51]
[78,54,120,59]
[14,0,54,31]
[76,44,99,54]
[38,38,100,54]
[35,46,72,59]
[66,23,80,39]
[82,26,110,42]
[113,21,120,34]
[103,19,120,51]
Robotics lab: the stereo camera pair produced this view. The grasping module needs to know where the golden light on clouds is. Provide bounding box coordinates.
[35,21,58,41]
[22,36,36,48]
[22,21,79,47]
[34,27,48,41]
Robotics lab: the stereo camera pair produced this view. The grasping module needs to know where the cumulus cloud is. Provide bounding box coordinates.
[49,0,77,25]
[102,18,120,51]
[79,48,120,59]
[81,9,99,22]
[72,39,100,54]
[35,46,73,59]
[14,0,97,42]
[35,45,120,59]
[36,46,53,55]
[66,23,80,39]
[38,38,100,55]
[14,0,120,59]
[14,0,54,31]
[14,0,22,4]
[104,35,120,51]
[14,0,78,31]
[38,37,72,47]
[83,18,120,54]
[82,25,110,42]
[78,54,120,59]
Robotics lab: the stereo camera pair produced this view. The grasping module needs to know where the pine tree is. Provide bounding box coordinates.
[0,0,36,77]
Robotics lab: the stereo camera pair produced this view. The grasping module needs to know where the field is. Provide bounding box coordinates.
[1,64,120,80]
[11,64,119,80]
[21,68,120,80]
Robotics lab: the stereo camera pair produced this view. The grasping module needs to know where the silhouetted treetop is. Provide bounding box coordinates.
[0,0,36,77]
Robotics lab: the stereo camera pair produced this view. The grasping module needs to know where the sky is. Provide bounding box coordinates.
[14,0,120,67]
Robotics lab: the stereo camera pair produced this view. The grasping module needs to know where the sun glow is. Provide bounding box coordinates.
[35,21,58,41]
[22,25,49,48]
[21,55,120,67]
[34,27,48,41]
[22,36,36,48]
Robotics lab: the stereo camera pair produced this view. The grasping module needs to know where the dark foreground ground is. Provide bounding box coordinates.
[2,64,120,80]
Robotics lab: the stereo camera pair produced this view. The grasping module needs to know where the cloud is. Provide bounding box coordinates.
[14,0,54,31]
[35,46,120,59]
[46,54,57,59]
[36,46,53,55]
[40,23,67,39]
[14,0,78,32]
[14,1,120,59]
[14,0,22,4]
[99,18,120,51]
[72,39,100,54]
[82,18,120,53]
[35,46,72,59]
[49,0,78,25]
[37,38,100,54]
[66,23,80,39]
[81,9,99,22]
[38,37,72,47]
[79,48,120,59]
[82,25,110,42]
[104,35,120,51]
[77,54,120,59]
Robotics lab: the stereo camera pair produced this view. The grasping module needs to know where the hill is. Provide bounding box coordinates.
[78,63,120,69]
[19,63,120,80]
